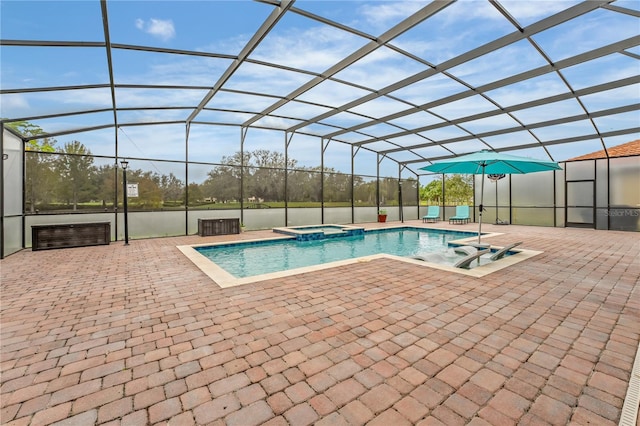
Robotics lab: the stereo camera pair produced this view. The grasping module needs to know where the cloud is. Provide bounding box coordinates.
[499,1,572,21]
[0,93,29,114]
[135,18,176,42]
[249,23,362,72]
[436,1,569,24]
[359,1,428,28]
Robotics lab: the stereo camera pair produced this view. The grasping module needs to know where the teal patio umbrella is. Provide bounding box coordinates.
[420,150,561,244]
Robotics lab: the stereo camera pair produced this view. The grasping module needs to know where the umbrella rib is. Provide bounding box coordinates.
[507,162,526,174]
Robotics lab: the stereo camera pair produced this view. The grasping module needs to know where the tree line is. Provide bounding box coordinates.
[6,121,472,213]
[420,175,474,206]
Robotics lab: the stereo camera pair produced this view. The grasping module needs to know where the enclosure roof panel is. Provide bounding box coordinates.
[1,0,638,174]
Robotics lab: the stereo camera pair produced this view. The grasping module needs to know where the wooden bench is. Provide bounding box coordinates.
[198,218,240,236]
[32,222,111,251]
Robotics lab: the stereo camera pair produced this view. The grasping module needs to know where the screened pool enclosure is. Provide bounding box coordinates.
[1,0,639,257]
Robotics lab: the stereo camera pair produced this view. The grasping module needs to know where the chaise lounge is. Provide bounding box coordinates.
[489,241,522,260]
[410,242,523,270]
[422,206,440,223]
[453,247,491,268]
[449,205,470,224]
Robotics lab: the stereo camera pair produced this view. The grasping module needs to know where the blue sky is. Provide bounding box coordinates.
[1,0,639,182]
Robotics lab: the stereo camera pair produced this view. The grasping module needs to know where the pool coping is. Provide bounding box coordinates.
[177,226,543,288]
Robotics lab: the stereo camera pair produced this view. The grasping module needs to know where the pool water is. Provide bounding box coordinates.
[195,227,478,278]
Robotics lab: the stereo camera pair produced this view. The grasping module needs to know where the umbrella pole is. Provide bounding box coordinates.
[478,167,485,244]
[495,181,498,224]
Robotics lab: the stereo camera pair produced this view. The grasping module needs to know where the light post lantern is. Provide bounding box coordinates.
[120,159,129,245]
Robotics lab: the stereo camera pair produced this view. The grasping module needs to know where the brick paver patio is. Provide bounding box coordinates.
[1,222,638,425]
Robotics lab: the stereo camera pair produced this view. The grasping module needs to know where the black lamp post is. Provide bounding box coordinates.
[120,159,129,245]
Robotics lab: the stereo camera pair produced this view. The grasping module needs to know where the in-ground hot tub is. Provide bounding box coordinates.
[272,224,365,241]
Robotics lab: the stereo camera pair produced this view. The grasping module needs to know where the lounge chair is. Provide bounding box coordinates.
[454,247,490,269]
[489,242,522,260]
[449,205,470,224]
[410,253,447,264]
[422,206,440,223]
[410,243,518,270]
[453,245,482,255]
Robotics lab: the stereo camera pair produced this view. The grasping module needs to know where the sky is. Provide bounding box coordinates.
[1,0,639,182]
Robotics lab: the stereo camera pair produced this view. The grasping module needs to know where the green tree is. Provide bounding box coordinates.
[324,171,352,204]
[245,150,292,203]
[248,167,284,202]
[56,141,96,210]
[201,164,241,203]
[186,182,204,205]
[127,170,163,209]
[93,164,116,209]
[379,177,399,206]
[353,176,375,206]
[420,179,443,204]
[288,169,321,204]
[160,173,184,206]
[420,175,473,205]
[202,149,296,205]
[401,178,418,205]
[5,121,58,213]
[251,149,296,169]
[444,174,474,205]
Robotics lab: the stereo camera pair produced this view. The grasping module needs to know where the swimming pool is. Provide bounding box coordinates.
[195,227,475,278]
[178,225,541,287]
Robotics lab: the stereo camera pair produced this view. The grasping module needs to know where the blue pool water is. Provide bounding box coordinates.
[195,227,478,278]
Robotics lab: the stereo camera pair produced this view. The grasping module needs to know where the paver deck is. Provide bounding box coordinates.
[1,221,639,425]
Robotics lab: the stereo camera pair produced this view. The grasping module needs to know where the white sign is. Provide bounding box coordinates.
[127,183,139,197]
